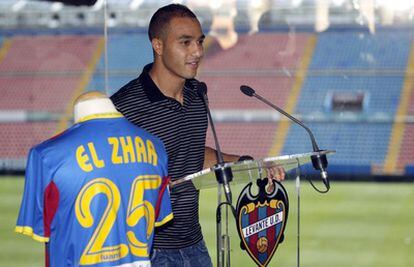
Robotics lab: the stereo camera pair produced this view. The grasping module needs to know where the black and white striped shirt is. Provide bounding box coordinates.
[110,64,208,249]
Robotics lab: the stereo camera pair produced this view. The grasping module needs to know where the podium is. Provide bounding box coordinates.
[171,150,335,267]
[171,150,335,190]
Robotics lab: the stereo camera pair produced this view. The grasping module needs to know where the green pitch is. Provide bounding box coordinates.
[1,177,413,267]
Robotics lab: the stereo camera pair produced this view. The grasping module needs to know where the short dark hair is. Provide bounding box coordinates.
[148,4,198,41]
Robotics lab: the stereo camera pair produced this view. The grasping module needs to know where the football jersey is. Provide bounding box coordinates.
[15,113,173,267]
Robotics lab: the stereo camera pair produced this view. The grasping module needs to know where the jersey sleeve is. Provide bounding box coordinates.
[154,176,173,227]
[154,142,173,227]
[15,148,51,243]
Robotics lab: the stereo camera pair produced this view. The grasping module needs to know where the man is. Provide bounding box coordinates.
[111,4,284,266]
[15,91,173,266]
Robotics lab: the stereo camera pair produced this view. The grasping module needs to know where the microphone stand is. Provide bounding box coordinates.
[240,85,330,192]
[240,85,332,267]
[198,82,235,267]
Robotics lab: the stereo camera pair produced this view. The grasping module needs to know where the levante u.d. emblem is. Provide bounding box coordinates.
[236,178,289,267]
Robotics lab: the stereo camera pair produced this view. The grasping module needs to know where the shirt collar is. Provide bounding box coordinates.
[76,112,123,123]
[139,63,199,103]
[140,63,166,103]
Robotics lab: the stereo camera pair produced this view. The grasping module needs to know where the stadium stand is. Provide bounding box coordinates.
[0,34,103,170]
[1,26,414,176]
[87,32,153,94]
[199,32,313,158]
[0,35,102,111]
[397,73,414,174]
[401,125,414,174]
[0,122,57,159]
[201,33,312,110]
[283,30,414,175]
[205,122,278,159]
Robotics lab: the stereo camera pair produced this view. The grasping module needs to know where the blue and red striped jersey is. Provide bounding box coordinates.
[16,113,173,267]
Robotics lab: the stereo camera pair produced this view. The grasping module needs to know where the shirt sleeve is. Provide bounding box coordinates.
[15,148,50,243]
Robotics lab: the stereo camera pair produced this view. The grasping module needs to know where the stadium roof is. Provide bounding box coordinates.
[0,0,413,30]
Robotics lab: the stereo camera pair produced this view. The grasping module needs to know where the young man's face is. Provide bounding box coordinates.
[156,16,205,80]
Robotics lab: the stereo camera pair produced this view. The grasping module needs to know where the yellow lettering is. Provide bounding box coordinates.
[108,137,122,164]
[75,178,128,264]
[106,136,158,167]
[88,142,105,169]
[120,136,136,164]
[76,145,93,172]
[146,140,158,166]
[126,175,161,257]
[134,137,147,163]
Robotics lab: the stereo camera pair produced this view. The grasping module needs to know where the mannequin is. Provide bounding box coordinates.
[16,91,172,267]
[73,91,120,123]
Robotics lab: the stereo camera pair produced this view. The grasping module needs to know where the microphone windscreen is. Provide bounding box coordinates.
[197,82,208,97]
[240,85,255,97]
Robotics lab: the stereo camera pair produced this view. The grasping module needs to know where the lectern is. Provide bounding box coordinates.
[171,150,335,267]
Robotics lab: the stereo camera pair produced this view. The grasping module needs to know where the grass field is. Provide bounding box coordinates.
[1,176,413,267]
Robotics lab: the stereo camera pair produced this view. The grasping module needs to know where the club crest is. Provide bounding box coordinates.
[236,178,289,267]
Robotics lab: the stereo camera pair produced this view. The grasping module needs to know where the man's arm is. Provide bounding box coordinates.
[203,146,239,169]
[204,146,286,184]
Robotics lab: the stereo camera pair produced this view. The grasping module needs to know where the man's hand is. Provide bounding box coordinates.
[237,155,286,193]
[266,166,285,193]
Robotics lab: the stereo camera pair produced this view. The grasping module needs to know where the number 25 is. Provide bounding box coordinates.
[75,175,161,265]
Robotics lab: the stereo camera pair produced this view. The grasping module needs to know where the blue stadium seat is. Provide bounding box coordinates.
[310,31,413,70]
[405,165,414,176]
[283,30,414,173]
[88,32,153,94]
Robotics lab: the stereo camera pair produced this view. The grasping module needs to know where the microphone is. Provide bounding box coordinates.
[198,82,235,203]
[240,85,330,190]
